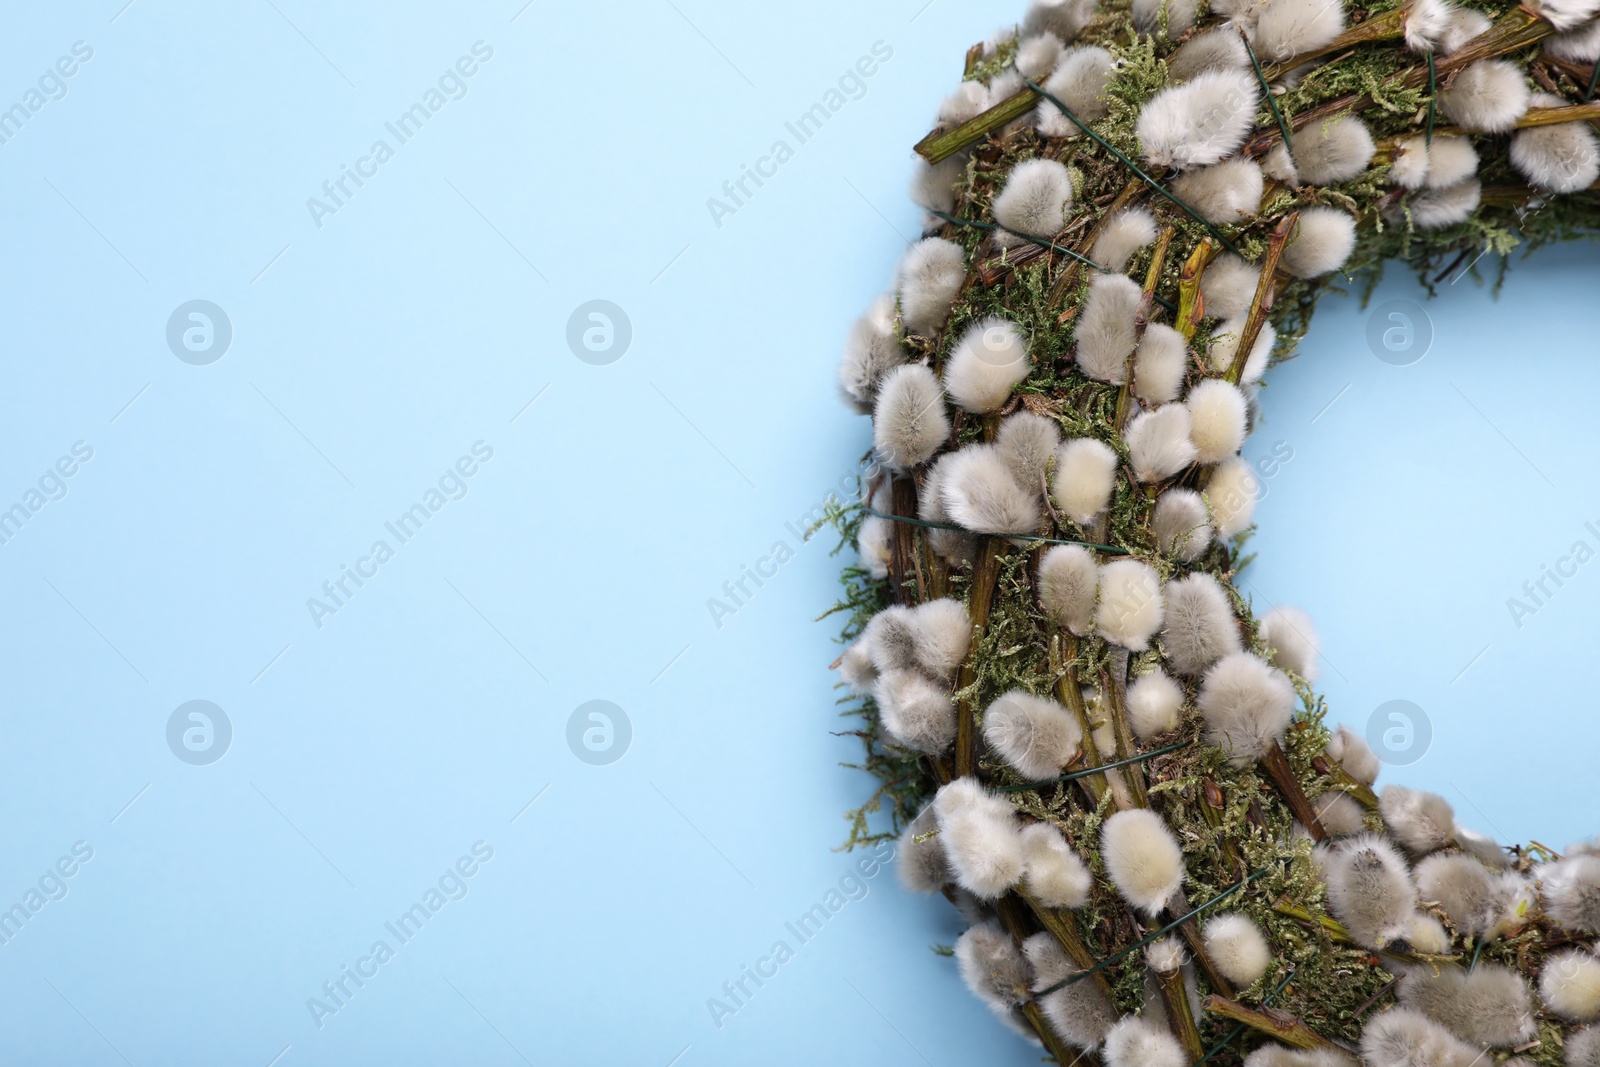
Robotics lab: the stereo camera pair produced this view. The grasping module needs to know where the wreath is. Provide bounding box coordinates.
[827,0,1600,1065]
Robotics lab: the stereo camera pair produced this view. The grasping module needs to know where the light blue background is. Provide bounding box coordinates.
[0,2,1593,1065]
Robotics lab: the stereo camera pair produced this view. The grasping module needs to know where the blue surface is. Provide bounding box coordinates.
[0,2,1595,1065]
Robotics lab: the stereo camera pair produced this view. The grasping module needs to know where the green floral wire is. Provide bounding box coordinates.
[861,508,1131,555]
[1033,867,1275,997]
[996,739,1194,793]
[1587,57,1600,102]
[928,210,1179,314]
[1240,29,1295,153]
[1427,51,1438,146]
[1022,78,1247,259]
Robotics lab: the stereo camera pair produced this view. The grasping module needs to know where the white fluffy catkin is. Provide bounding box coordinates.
[945,318,1032,413]
[1104,1016,1186,1067]
[1036,46,1115,135]
[983,690,1083,779]
[1531,0,1600,31]
[1204,912,1272,987]
[1039,544,1099,636]
[1171,159,1265,225]
[1095,559,1164,651]
[1205,456,1261,538]
[997,411,1062,503]
[1101,808,1185,914]
[1161,572,1242,676]
[1092,208,1160,272]
[896,803,951,894]
[1439,6,1492,52]
[1397,963,1536,1048]
[1406,179,1482,230]
[1020,822,1093,908]
[1024,933,1118,1050]
[934,777,1024,899]
[1547,16,1600,61]
[1075,273,1142,383]
[1186,379,1248,463]
[1016,32,1066,79]
[1313,790,1368,837]
[920,453,978,564]
[1380,784,1456,855]
[1404,0,1453,52]
[1414,852,1520,938]
[993,158,1075,241]
[1206,315,1274,384]
[872,364,950,470]
[1199,254,1261,320]
[1024,0,1098,41]
[1541,949,1600,1022]
[1127,668,1186,739]
[856,479,893,580]
[1244,1048,1359,1067]
[1196,651,1294,766]
[1511,92,1600,193]
[937,80,991,127]
[1153,488,1212,560]
[1573,1028,1600,1067]
[954,920,1034,1036]
[1138,68,1261,169]
[1252,0,1346,63]
[1281,206,1357,277]
[1052,437,1118,525]
[1127,405,1198,482]
[1133,0,1199,37]
[875,669,956,754]
[1439,59,1531,132]
[838,293,904,413]
[1361,1007,1482,1067]
[897,236,966,336]
[1271,116,1376,186]
[1168,28,1250,82]
[838,639,878,694]
[1134,323,1190,404]
[910,154,965,216]
[1539,856,1600,933]
[941,443,1041,537]
[1456,824,1510,870]
[1258,605,1320,682]
[1325,834,1417,948]
[1327,722,1380,784]
[907,598,973,681]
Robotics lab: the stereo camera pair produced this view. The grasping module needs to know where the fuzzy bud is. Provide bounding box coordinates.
[945,318,1031,414]
[873,364,950,471]
[1162,572,1242,676]
[1127,668,1186,739]
[1127,405,1198,482]
[1153,488,1212,560]
[897,236,966,336]
[1380,784,1456,856]
[934,777,1024,899]
[1039,544,1099,636]
[1095,559,1165,651]
[1101,808,1186,914]
[983,690,1083,780]
[1052,437,1118,525]
[1204,912,1272,987]
[1020,822,1093,908]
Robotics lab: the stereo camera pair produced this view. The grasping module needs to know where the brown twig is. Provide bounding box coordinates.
[1226,212,1296,385]
[1203,994,1342,1051]
[1259,739,1328,840]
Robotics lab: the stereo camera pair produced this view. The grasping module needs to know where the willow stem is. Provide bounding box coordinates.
[1153,958,1207,1061]
[1259,739,1328,840]
[1202,994,1341,1052]
[1176,238,1216,342]
[1168,886,1238,1000]
[955,538,1005,777]
[1055,634,1110,805]
[1226,212,1296,385]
